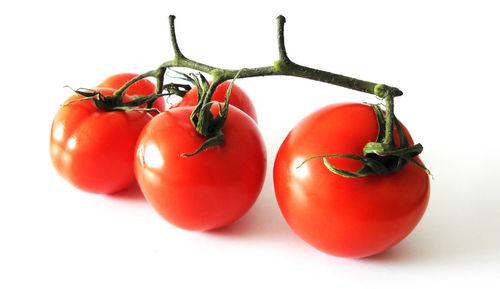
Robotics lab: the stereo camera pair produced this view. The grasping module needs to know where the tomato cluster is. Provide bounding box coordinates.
[50,73,264,231]
[50,73,429,258]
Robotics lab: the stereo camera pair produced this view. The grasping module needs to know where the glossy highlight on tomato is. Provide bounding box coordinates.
[171,81,257,122]
[50,88,152,194]
[273,103,430,258]
[134,105,266,231]
[98,73,165,114]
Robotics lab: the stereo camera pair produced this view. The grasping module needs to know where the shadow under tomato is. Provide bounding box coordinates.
[205,178,295,242]
[359,192,500,265]
[104,182,146,202]
[358,241,422,263]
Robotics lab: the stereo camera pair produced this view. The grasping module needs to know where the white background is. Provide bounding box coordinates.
[1,0,499,288]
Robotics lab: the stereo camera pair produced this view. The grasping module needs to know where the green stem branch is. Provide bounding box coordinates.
[158,15,402,98]
[383,95,395,146]
[113,70,156,97]
[104,15,429,177]
[113,15,402,105]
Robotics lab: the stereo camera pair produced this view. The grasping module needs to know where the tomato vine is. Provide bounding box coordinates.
[115,15,402,101]
[111,15,428,177]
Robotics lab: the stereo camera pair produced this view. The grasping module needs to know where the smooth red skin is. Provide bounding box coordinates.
[134,106,266,231]
[50,88,152,194]
[171,81,258,122]
[97,73,166,114]
[273,103,430,258]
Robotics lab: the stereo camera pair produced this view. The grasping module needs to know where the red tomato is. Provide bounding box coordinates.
[170,81,258,122]
[97,73,166,114]
[273,103,430,258]
[50,88,152,194]
[134,106,266,231]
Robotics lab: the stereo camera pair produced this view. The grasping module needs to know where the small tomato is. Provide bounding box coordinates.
[50,88,152,194]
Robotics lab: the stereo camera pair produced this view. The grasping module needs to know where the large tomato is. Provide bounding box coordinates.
[170,81,258,122]
[97,73,165,114]
[50,88,152,194]
[273,103,430,258]
[134,106,266,231]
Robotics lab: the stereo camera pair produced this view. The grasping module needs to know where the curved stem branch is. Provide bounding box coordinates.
[154,67,166,96]
[160,15,402,98]
[383,95,395,146]
[113,70,157,97]
[111,15,403,112]
[277,15,290,63]
[168,15,185,61]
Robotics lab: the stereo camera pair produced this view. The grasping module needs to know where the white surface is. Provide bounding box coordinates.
[1,1,499,288]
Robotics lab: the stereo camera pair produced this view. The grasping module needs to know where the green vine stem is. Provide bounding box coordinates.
[113,15,402,102]
[107,15,427,177]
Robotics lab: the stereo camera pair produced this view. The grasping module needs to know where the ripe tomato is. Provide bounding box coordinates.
[170,81,258,122]
[97,73,166,114]
[50,88,152,194]
[273,103,430,258]
[135,106,266,231]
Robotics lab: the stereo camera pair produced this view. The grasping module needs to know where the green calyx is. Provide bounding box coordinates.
[180,71,242,157]
[299,96,430,178]
[65,87,163,113]
[163,82,192,98]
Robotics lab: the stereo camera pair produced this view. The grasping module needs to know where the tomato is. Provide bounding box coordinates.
[170,81,258,122]
[50,88,152,194]
[97,73,166,114]
[134,105,266,231]
[273,103,430,258]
